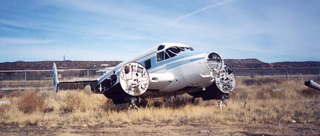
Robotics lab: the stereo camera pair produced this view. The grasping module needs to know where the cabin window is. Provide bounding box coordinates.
[157,51,165,61]
[144,59,151,69]
[157,45,165,51]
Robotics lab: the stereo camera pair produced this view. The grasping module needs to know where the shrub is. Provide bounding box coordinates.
[17,91,45,113]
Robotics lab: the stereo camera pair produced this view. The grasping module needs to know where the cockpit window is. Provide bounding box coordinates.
[164,52,170,59]
[167,47,180,55]
[157,46,194,62]
[181,47,194,51]
[166,48,177,57]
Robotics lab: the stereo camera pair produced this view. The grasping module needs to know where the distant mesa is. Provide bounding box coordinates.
[0,59,319,76]
[224,58,264,64]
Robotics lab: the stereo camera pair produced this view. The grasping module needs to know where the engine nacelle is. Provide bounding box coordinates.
[207,52,224,72]
[206,52,235,94]
[214,65,236,93]
[119,62,150,96]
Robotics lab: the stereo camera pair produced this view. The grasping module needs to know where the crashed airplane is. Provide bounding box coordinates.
[52,43,236,106]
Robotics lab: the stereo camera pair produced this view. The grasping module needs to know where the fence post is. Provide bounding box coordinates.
[24,72,27,81]
[87,69,90,79]
[318,70,320,81]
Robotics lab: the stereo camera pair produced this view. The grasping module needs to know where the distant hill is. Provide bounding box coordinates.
[0,61,121,70]
[224,59,270,68]
[224,59,320,76]
[224,58,320,69]
[0,59,319,76]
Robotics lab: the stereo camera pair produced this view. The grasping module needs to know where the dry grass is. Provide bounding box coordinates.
[0,80,51,87]
[0,77,319,128]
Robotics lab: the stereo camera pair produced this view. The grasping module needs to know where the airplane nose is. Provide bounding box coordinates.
[206,52,223,73]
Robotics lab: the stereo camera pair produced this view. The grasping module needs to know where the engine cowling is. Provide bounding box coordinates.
[207,52,224,72]
[119,62,150,96]
[214,65,236,93]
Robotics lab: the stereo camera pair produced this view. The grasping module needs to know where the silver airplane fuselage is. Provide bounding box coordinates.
[94,43,235,102]
[53,43,235,105]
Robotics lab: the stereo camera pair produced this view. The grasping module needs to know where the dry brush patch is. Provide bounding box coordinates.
[0,80,51,88]
[0,78,319,128]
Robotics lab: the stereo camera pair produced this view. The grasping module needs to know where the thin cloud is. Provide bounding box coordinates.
[45,0,171,40]
[49,0,168,23]
[0,18,62,33]
[0,37,53,45]
[174,0,234,23]
[0,19,30,29]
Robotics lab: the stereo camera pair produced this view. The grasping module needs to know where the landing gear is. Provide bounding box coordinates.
[191,97,201,104]
[128,97,139,110]
[218,99,227,111]
[218,94,229,111]
[103,83,148,109]
[191,97,196,104]
[128,97,147,110]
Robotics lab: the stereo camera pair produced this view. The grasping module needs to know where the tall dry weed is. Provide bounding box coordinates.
[17,90,45,113]
[0,77,319,127]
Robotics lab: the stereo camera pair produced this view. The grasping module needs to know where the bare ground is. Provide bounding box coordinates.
[0,122,319,136]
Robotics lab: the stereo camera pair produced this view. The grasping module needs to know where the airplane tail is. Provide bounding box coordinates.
[51,63,97,92]
[52,63,59,92]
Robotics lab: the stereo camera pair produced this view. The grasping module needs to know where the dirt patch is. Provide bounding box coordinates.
[0,123,319,136]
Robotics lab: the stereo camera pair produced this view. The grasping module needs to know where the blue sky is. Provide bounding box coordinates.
[0,0,319,62]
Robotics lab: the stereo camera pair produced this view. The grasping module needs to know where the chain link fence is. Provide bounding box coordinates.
[0,69,103,81]
[0,67,319,81]
[0,68,319,91]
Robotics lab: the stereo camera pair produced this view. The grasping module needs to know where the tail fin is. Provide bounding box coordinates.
[52,63,59,92]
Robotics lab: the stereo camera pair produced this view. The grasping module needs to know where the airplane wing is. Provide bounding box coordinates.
[52,63,97,92]
[55,80,97,91]
[305,80,320,91]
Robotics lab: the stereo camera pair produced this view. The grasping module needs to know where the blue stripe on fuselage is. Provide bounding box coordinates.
[165,57,204,70]
[146,51,204,73]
